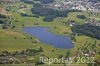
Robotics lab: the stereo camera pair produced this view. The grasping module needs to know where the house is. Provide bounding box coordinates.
[94,2,100,9]
[20,4,27,9]
[66,20,76,26]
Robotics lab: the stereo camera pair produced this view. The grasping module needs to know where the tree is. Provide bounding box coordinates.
[43,15,54,22]
[87,63,93,66]
[2,24,9,29]
[0,14,6,18]
[65,50,70,59]
[38,47,44,52]
[0,20,5,24]
[35,61,38,66]
[77,15,86,19]
[22,0,34,4]
[41,0,54,4]
[71,24,100,39]
[58,55,64,58]
[12,25,16,28]
[22,24,25,27]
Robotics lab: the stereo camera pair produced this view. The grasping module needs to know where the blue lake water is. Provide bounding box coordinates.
[22,27,74,49]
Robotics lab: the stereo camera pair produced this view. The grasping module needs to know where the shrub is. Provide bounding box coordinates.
[77,15,86,19]
[43,15,54,22]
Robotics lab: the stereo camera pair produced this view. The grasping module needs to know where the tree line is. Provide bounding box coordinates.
[71,24,100,39]
[0,48,44,64]
[21,0,54,4]
[31,3,81,22]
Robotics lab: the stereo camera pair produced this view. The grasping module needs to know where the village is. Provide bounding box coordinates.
[42,0,100,12]
[0,0,100,27]
[0,0,100,12]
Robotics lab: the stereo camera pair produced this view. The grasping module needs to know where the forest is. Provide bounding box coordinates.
[31,3,81,22]
[72,24,100,39]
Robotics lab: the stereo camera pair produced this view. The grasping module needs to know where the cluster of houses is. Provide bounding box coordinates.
[85,18,100,26]
[65,20,77,27]
[1,0,100,12]
[65,18,100,27]
[78,49,96,57]
[19,4,27,9]
[0,0,20,4]
[42,0,100,12]
[86,1,100,12]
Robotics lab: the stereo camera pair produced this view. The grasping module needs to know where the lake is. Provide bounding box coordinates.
[22,27,74,49]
